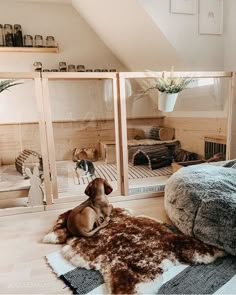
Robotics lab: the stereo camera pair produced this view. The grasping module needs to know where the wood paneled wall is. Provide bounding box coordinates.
[1,117,226,164]
[0,117,227,164]
[0,117,164,164]
[0,123,41,165]
[163,117,227,157]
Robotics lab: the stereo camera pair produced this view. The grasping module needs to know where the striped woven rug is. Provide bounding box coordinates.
[76,163,173,185]
[46,221,236,295]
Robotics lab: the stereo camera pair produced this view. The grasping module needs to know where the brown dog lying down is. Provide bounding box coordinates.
[67,178,113,237]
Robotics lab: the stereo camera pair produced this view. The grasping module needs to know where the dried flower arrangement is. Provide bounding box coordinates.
[0,80,22,93]
[144,71,194,94]
[139,69,195,112]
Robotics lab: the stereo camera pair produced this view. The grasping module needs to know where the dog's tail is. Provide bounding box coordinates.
[43,210,72,244]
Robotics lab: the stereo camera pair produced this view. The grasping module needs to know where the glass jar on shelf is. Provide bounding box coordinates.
[0,24,4,46]
[59,62,67,72]
[68,65,76,72]
[34,35,43,47]
[24,35,33,47]
[4,24,14,47]
[33,62,42,72]
[46,36,56,48]
[77,65,85,72]
[14,24,23,47]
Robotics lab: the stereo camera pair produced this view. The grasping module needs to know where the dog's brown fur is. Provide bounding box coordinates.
[67,178,113,237]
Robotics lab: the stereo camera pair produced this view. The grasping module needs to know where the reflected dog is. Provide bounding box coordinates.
[75,159,95,178]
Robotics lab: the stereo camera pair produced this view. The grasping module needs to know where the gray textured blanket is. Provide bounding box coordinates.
[165,160,236,255]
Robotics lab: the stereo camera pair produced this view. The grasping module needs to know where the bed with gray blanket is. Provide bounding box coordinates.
[164,160,236,256]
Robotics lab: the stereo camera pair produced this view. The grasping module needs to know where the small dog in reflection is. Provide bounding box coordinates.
[75,159,95,177]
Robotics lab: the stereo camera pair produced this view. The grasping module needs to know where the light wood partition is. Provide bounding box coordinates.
[227,72,236,159]
[34,77,52,205]
[41,72,121,202]
[0,71,235,215]
[41,78,58,201]
[0,72,48,215]
[118,71,233,195]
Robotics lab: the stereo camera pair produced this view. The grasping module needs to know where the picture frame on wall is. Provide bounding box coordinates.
[199,0,223,35]
[170,0,197,15]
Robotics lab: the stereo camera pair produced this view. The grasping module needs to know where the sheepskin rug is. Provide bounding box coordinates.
[43,208,224,294]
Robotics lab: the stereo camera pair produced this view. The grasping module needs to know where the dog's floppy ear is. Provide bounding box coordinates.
[84,181,93,197]
[103,179,113,195]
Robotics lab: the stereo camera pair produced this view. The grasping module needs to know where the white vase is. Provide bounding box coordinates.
[158,92,178,112]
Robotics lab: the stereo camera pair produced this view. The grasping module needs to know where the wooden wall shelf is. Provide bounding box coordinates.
[0,47,59,53]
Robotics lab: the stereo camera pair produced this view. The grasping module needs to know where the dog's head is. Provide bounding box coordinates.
[76,159,86,170]
[85,178,113,199]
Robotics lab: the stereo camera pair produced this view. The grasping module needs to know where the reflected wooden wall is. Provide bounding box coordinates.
[0,123,41,165]
[0,117,163,165]
[164,117,227,157]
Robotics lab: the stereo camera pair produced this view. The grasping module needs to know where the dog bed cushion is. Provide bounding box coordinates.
[164,161,236,255]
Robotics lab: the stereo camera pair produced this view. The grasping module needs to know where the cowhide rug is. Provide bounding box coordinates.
[43,208,225,294]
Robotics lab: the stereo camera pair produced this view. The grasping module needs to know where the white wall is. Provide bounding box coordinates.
[224,0,236,70]
[72,0,184,71]
[138,0,229,117]
[0,0,230,122]
[0,0,125,71]
[0,0,127,123]
[139,0,225,71]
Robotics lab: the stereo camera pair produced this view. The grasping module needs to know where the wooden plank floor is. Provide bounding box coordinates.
[0,197,171,294]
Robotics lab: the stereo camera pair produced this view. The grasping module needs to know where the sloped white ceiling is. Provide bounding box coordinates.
[12,0,71,3]
[72,0,183,71]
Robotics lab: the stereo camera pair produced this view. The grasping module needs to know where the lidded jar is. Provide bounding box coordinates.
[46,36,55,48]
[33,62,42,72]
[14,24,23,47]
[0,24,4,46]
[24,35,33,47]
[68,65,76,72]
[77,65,85,72]
[59,62,67,72]
[34,35,43,47]
[4,24,14,47]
